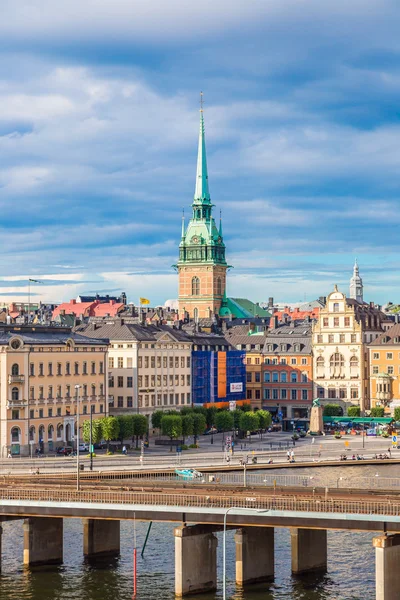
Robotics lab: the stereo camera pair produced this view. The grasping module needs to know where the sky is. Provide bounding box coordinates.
[1,0,400,306]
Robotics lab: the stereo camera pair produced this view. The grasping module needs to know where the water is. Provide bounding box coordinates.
[1,463,393,600]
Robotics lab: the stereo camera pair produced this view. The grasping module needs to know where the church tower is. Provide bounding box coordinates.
[177,100,228,320]
[349,259,364,303]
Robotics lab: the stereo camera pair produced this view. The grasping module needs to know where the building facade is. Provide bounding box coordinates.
[368,323,400,413]
[176,109,227,320]
[0,326,108,456]
[262,323,313,420]
[312,286,385,413]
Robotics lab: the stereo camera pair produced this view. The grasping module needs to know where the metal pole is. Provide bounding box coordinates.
[90,404,93,471]
[141,521,153,558]
[75,385,80,491]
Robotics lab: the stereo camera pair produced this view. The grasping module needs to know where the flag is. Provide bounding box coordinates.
[139,298,150,305]
[29,278,42,283]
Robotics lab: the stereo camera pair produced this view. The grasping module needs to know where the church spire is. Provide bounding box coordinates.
[181,210,185,239]
[219,209,223,238]
[194,92,210,204]
[349,258,363,303]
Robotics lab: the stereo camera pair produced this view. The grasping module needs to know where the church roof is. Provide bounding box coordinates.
[220,297,272,319]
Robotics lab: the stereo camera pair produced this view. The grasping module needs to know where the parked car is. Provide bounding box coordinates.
[78,443,89,452]
[204,427,218,435]
[56,446,73,456]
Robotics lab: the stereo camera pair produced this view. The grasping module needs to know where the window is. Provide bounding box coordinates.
[328,334,334,343]
[57,363,62,376]
[281,389,287,399]
[74,362,79,375]
[340,334,345,343]
[281,372,287,383]
[255,389,261,399]
[333,303,340,312]
[30,409,34,419]
[66,362,70,375]
[291,372,297,383]
[39,408,43,419]
[373,353,380,360]
[30,363,34,376]
[83,384,87,397]
[66,385,70,398]
[83,362,87,375]
[247,389,252,399]
[39,386,44,399]
[12,410,19,420]
[11,387,19,401]
[118,396,124,407]
[48,424,53,439]
[144,356,149,369]
[351,334,356,343]
[317,335,323,344]
[291,358,297,365]
[91,362,96,374]
[56,385,61,398]
[48,362,53,376]
[264,372,270,383]
[192,277,200,295]
[187,375,191,386]
[57,407,61,416]
[39,363,44,376]
[247,357,251,365]
[350,356,359,378]
[109,357,114,369]
[301,358,307,365]
[264,389,270,400]
[109,376,114,388]
[255,372,260,383]
[372,366,379,374]
[281,358,287,365]
[330,353,345,378]
[351,387,358,399]
[29,386,34,399]
[291,389,297,400]
[318,387,325,398]
[187,357,191,368]
[272,372,279,383]
[48,408,53,418]
[100,361,104,374]
[118,376,123,388]
[57,423,63,438]
[334,317,339,327]
[255,357,260,365]
[127,376,133,388]
[344,317,350,327]
[272,389,278,400]
[302,390,308,401]
[246,372,252,383]
[301,372,308,382]
[118,357,123,368]
[126,396,133,408]
[11,363,19,376]
[388,366,394,375]
[216,277,222,295]
[11,427,20,443]
[83,405,88,415]
[328,388,336,399]
[387,353,393,360]
[323,318,329,327]
[48,386,53,399]
[339,387,347,399]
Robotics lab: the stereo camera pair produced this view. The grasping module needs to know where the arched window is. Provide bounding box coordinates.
[48,424,54,440]
[330,353,345,378]
[291,372,297,383]
[11,387,19,401]
[39,425,45,443]
[316,356,324,379]
[91,384,96,397]
[192,277,200,295]
[56,424,63,439]
[11,363,19,376]
[281,371,287,383]
[333,302,340,312]
[11,427,20,443]
[350,355,359,378]
[29,426,35,442]
[193,307,199,322]
[217,277,222,296]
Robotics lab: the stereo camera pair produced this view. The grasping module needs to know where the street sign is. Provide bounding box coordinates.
[278,411,283,418]
[392,435,398,447]
[229,401,236,411]
[226,436,232,444]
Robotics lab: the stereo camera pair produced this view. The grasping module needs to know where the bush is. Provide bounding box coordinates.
[394,407,400,422]
[189,444,198,449]
[370,406,385,418]
[347,406,361,417]
[181,444,188,450]
[323,404,343,417]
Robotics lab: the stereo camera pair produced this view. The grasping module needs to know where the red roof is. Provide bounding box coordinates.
[274,307,320,321]
[52,300,98,319]
[93,302,124,317]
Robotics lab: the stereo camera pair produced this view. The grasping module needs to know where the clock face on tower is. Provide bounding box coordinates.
[191,235,199,244]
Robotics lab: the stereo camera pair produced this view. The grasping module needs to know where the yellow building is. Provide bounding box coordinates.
[0,326,108,456]
[368,323,400,414]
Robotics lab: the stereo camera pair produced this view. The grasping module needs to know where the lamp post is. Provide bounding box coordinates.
[75,385,81,491]
[336,476,343,489]
[222,506,269,600]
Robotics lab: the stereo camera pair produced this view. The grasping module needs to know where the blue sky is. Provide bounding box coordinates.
[1,0,400,306]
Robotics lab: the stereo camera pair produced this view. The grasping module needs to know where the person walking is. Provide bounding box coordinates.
[290,450,295,463]
[287,450,290,461]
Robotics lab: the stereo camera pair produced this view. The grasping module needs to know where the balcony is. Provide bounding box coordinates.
[7,399,27,408]
[8,375,25,384]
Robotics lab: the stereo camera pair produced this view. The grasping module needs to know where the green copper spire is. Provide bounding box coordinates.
[194,102,210,204]
[181,210,185,239]
[219,209,223,238]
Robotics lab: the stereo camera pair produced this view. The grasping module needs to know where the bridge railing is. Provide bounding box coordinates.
[1,487,400,518]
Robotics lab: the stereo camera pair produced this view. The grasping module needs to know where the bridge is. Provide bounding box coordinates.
[0,481,399,599]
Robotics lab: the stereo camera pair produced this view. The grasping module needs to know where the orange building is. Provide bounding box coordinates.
[368,323,400,413]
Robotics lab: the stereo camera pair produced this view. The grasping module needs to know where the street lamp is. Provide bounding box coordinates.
[222,506,270,600]
[336,476,343,489]
[75,385,81,491]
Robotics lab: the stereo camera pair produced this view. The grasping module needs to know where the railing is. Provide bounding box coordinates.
[1,487,400,518]
[8,375,25,384]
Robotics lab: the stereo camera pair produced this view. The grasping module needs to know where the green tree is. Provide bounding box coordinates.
[257,409,272,431]
[161,415,183,451]
[370,406,385,418]
[151,410,164,430]
[206,406,217,428]
[192,412,207,444]
[182,414,194,444]
[241,403,251,412]
[132,414,148,449]
[347,406,361,418]
[232,408,242,430]
[82,418,103,448]
[394,407,400,422]
[100,416,120,451]
[116,415,134,448]
[323,404,343,417]
[239,411,260,442]
[215,410,234,440]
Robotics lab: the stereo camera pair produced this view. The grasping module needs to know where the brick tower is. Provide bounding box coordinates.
[177,103,228,320]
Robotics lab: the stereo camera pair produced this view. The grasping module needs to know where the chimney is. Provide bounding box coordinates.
[370,302,375,309]
[61,309,66,316]
[121,318,124,325]
[70,299,76,305]
[268,297,274,309]
[270,315,279,329]
[110,300,115,305]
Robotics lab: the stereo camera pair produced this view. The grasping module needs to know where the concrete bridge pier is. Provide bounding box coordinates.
[0,524,2,572]
[23,517,63,567]
[290,528,327,574]
[374,534,400,600]
[174,525,218,596]
[235,527,274,585]
[83,519,120,558]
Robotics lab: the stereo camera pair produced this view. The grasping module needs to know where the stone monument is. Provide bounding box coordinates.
[309,398,324,435]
